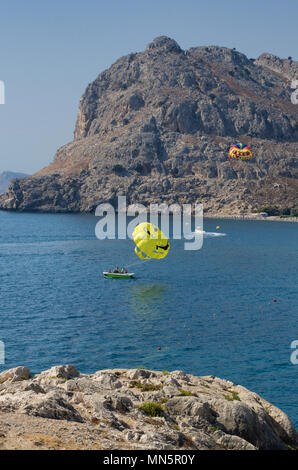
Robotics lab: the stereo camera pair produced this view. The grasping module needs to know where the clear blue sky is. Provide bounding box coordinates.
[0,0,297,173]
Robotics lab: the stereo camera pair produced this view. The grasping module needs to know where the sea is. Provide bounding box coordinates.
[0,210,297,427]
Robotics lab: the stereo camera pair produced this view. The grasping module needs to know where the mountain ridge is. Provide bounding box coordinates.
[0,36,297,214]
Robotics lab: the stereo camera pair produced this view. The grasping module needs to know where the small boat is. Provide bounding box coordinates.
[103,272,135,279]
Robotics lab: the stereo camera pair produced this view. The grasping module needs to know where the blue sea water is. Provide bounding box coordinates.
[0,210,297,426]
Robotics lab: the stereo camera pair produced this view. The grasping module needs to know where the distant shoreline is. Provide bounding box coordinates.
[205,214,298,223]
[0,208,297,223]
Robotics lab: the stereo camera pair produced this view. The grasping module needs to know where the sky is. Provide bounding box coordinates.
[0,0,297,174]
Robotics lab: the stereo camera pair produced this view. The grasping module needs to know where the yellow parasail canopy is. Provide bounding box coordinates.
[132,222,170,260]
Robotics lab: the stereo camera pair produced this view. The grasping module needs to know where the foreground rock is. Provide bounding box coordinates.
[0,36,297,215]
[0,366,297,450]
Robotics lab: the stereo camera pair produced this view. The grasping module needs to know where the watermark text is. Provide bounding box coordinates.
[291,80,298,104]
[0,81,5,104]
[290,340,298,364]
[95,196,203,251]
[0,341,5,364]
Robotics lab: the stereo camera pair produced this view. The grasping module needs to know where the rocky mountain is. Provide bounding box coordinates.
[0,36,297,214]
[0,171,28,194]
[255,53,298,81]
[0,365,297,450]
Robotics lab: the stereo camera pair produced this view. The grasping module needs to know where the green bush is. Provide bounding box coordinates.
[159,397,169,404]
[223,390,240,401]
[256,206,298,217]
[256,206,280,216]
[134,163,144,174]
[129,381,163,392]
[137,401,165,417]
[112,164,125,175]
[279,207,291,216]
[178,388,196,397]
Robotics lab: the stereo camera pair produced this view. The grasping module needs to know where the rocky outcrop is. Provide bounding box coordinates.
[0,37,297,214]
[0,171,28,194]
[0,365,297,450]
[255,53,298,80]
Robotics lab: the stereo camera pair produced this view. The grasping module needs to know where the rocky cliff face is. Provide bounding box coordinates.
[0,171,28,194]
[0,365,297,450]
[1,36,297,214]
[255,53,298,81]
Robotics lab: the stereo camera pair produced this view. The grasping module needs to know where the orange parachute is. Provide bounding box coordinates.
[228,143,252,160]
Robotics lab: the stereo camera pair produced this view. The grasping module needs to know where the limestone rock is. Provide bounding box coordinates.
[0,367,31,384]
[0,366,296,450]
[23,393,84,422]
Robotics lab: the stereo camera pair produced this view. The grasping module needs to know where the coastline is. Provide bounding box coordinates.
[0,206,298,223]
[204,214,298,223]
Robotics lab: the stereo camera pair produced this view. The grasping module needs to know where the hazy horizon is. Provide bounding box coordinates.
[0,0,297,174]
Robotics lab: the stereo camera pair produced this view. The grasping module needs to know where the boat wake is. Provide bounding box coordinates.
[195,231,226,237]
[203,232,226,237]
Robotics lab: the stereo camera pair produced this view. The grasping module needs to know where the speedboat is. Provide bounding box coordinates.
[103,272,135,279]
